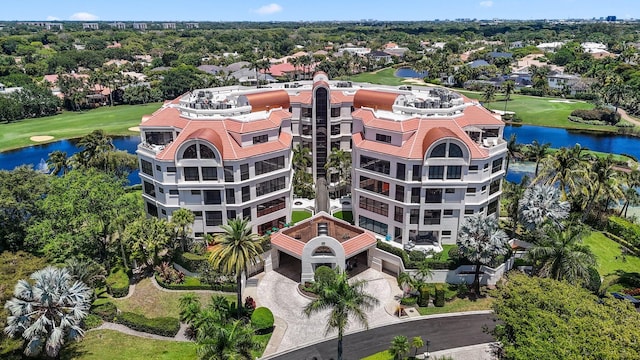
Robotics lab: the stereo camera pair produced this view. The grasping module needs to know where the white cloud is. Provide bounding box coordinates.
[479,1,494,7]
[254,3,283,15]
[46,15,60,21]
[69,12,99,21]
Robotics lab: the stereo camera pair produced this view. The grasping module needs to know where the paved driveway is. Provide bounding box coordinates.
[255,268,403,353]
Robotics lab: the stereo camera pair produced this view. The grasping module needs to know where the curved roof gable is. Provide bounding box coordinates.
[353,89,399,112]
[422,127,458,156]
[244,90,290,113]
[184,128,224,158]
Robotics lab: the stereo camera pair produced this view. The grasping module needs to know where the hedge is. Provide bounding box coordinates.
[155,275,237,292]
[314,265,336,285]
[570,108,619,124]
[603,232,640,256]
[400,296,418,306]
[92,301,117,322]
[434,284,445,307]
[175,252,207,273]
[251,307,275,334]
[115,312,181,337]
[607,216,640,247]
[106,268,130,298]
[419,286,430,307]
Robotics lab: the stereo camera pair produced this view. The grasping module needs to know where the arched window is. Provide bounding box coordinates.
[431,143,446,157]
[183,144,197,158]
[313,246,335,256]
[199,144,215,159]
[449,143,463,158]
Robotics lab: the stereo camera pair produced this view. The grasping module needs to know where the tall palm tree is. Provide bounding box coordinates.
[481,85,496,103]
[525,140,551,177]
[505,133,518,173]
[75,129,114,168]
[208,217,263,318]
[411,336,425,358]
[582,156,620,221]
[502,80,515,113]
[46,150,70,175]
[527,225,596,285]
[503,177,529,237]
[536,145,587,200]
[304,269,379,360]
[325,148,352,191]
[292,143,312,172]
[196,320,258,360]
[456,213,509,295]
[518,184,570,232]
[171,208,195,252]
[4,266,92,358]
[178,293,202,324]
[620,170,640,217]
[389,335,410,360]
[65,257,107,289]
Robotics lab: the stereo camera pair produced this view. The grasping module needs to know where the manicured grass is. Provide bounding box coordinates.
[457,90,617,132]
[110,277,235,318]
[333,210,354,224]
[416,296,493,316]
[291,210,312,224]
[0,103,161,152]
[349,68,408,86]
[438,244,457,262]
[361,350,394,360]
[60,330,197,360]
[582,231,640,280]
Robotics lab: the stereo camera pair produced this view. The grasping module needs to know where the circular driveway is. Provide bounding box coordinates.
[256,268,403,353]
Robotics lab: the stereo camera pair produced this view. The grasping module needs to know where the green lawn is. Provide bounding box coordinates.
[416,296,493,316]
[438,244,457,262]
[582,231,640,281]
[361,350,394,360]
[333,210,354,224]
[457,91,619,132]
[348,68,408,86]
[0,103,161,152]
[291,210,312,224]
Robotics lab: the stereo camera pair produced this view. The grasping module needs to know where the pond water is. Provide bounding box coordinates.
[0,136,141,185]
[395,67,429,78]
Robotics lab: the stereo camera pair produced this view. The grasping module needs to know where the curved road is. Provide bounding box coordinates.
[268,312,497,360]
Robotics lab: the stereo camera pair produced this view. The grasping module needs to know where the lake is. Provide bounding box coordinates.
[0,136,142,185]
[395,67,429,78]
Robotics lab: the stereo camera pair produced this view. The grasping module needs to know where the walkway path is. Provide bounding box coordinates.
[618,108,640,127]
[92,321,191,342]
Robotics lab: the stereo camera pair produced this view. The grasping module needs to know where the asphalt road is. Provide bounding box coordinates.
[269,313,497,360]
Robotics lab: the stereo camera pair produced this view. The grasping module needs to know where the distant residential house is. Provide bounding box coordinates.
[150,66,172,73]
[103,59,129,67]
[509,41,525,49]
[536,41,566,53]
[224,61,251,73]
[82,23,99,30]
[197,65,222,75]
[546,73,588,94]
[230,68,275,85]
[468,59,491,68]
[18,22,63,30]
[368,50,393,64]
[339,47,371,56]
[106,42,122,49]
[0,83,22,95]
[581,42,607,52]
[487,52,513,59]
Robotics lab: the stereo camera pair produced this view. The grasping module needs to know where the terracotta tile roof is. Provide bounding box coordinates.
[454,104,504,127]
[140,107,190,128]
[224,109,289,133]
[353,89,399,111]
[244,90,290,112]
[270,232,305,256]
[422,127,457,155]
[331,91,354,104]
[185,128,225,158]
[267,62,296,76]
[289,90,354,105]
[342,233,377,256]
[289,90,312,104]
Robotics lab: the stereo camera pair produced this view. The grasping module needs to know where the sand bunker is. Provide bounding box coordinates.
[549,100,577,104]
[128,126,141,132]
[30,135,54,142]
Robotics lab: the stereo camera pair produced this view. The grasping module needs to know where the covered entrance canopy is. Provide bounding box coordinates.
[270,211,377,283]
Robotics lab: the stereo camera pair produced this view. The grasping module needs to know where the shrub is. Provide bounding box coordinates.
[155,262,185,285]
[106,267,130,298]
[155,275,213,290]
[176,252,207,273]
[418,286,430,307]
[607,216,640,247]
[571,108,619,124]
[251,307,275,334]
[314,265,336,285]
[92,301,117,322]
[586,267,601,294]
[377,241,410,267]
[434,284,445,307]
[115,312,180,337]
[408,250,426,263]
[400,296,418,306]
[245,296,256,311]
[83,314,103,329]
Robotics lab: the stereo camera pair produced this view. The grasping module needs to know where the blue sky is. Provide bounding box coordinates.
[1,0,636,22]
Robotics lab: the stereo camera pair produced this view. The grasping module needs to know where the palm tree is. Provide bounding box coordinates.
[505,133,518,173]
[389,335,410,360]
[325,148,352,194]
[527,225,596,285]
[178,293,202,324]
[582,156,620,221]
[518,184,570,232]
[196,320,258,360]
[75,129,114,168]
[65,257,107,288]
[208,217,263,318]
[292,143,312,172]
[46,150,70,175]
[502,80,515,113]
[525,140,550,177]
[536,145,587,200]
[304,269,379,360]
[620,170,640,217]
[411,336,425,358]
[503,177,529,237]
[481,85,496,103]
[4,266,92,358]
[171,208,195,252]
[456,213,509,295]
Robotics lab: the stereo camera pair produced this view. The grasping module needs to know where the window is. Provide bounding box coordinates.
[331,107,340,117]
[446,165,462,179]
[301,107,312,118]
[449,143,463,157]
[257,197,286,217]
[423,210,441,225]
[184,167,199,181]
[395,185,405,202]
[255,156,285,176]
[141,159,153,176]
[394,206,404,223]
[425,189,442,203]
[359,176,390,196]
[466,187,476,194]
[193,211,202,218]
[360,155,390,175]
[227,210,236,219]
[431,143,446,157]
[242,207,251,221]
[443,209,453,216]
[159,187,164,194]
[358,216,388,236]
[204,190,221,205]
[445,188,455,194]
[256,177,286,197]
[240,164,249,180]
[253,134,268,144]
[481,185,487,192]
[469,165,478,171]
[464,208,474,215]
[301,124,313,136]
[483,163,489,170]
[359,197,389,216]
[442,230,452,236]
[489,179,500,195]
[411,188,421,203]
[191,190,200,195]
[169,189,179,195]
[488,199,499,215]
[331,124,341,135]
[205,211,223,226]
[167,166,177,173]
[202,167,217,181]
[225,189,235,204]
[242,186,250,202]
[183,144,198,158]
[412,165,422,181]
[394,227,403,244]
[428,166,444,180]
[200,144,215,159]
[146,202,158,217]
[331,141,340,151]
[492,158,503,173]
[143,181,156,197]
[396,163,406,180]
[224,166,234,182]
[376,134,392,143]
[409,209,419,224]
[161,209,167,215]
[156,165,161,171]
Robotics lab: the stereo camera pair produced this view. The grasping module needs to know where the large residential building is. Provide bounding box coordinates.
[137,73,507,250]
